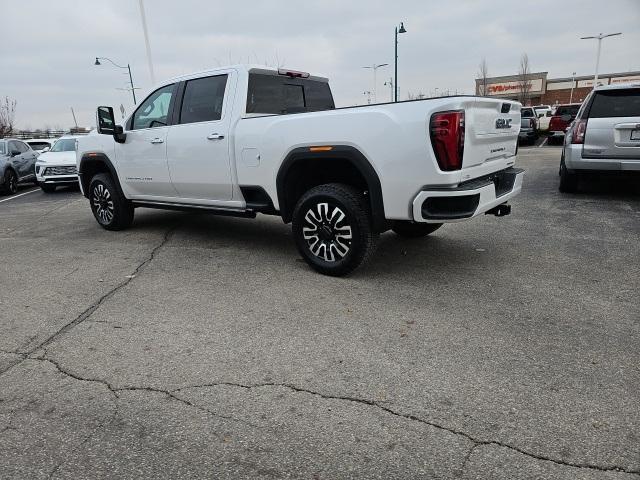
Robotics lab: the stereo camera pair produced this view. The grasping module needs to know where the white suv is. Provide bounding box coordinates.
[560,83,640,192]
[35,136,80,192]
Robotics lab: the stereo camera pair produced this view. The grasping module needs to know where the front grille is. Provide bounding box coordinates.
[43,166,77,176]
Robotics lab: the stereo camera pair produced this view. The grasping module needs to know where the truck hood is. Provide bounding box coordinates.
[36,151,76,166]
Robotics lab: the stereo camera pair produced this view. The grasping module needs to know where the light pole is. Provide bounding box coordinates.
[569,71,576,103]
[580,32,621,88]
[394,22,407,102]
[138,0,156,85]
[95,57,137,105]
[362,63,388,103]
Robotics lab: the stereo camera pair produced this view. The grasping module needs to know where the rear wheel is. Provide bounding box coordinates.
[40,184,56,193]
[89,173,134,230]
[2,169,18,195]
[559,159,579,193]
[292,183,378,276]
[392,221,442,238]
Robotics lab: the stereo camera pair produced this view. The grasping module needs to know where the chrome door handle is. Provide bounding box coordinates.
[207,133,225,140]
[150,138,164,144]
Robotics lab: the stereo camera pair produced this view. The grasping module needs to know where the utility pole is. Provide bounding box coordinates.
[362,63,388,103]
[70,107,78,128]
[394,22,407,102]
[384,78,394,102]
[580,32,621,88]
[569,71,576,103]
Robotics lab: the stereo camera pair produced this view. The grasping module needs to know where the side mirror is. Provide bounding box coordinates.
[560,114,572,122]
[97,105,127,144]
[10,150,20,157]
[97,106,116,135]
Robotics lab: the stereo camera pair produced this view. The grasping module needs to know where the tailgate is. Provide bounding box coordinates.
[463,98,521,169]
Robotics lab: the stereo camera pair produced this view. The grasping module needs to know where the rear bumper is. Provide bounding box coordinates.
[412,167,524,223]
[564,144,640,171]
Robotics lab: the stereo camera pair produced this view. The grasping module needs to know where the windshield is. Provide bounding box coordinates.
[50,138,76,152]
[555,105,580,116]
[27,142,52,150]
[246,73,335,114]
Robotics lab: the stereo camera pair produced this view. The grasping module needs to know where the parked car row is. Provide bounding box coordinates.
[1,135,81,195]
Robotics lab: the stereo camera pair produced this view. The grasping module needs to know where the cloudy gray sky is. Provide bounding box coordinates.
[2,0,639,129]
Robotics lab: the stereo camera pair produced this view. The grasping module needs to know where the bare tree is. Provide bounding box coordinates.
[477,58,489,96]
[517,53,532,105]
[0,97,17,138]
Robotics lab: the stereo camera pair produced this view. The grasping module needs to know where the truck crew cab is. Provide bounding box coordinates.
[77,65,524,276]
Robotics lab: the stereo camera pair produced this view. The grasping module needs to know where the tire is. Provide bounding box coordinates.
[88,173,134,230]
[40,184,56,193]
[559,159,579,193]
[292,183,378,276]
[392,221,442,238]
[1,169,18,195]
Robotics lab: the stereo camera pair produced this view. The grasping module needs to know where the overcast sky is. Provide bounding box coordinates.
[2,0,639,129]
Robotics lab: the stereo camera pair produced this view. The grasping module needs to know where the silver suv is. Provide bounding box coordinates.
[560,83,640,192]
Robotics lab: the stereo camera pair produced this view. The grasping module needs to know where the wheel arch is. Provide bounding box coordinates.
[78,153,125,199]
[276,146,386,232]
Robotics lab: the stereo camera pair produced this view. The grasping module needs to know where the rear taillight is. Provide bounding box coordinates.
[571,119,587,144]
[429,110,465,171]
[549,116,561,131]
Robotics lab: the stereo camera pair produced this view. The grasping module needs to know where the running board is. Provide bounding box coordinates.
[132,201,257,218]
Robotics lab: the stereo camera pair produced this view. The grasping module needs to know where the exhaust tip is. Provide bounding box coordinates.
[485,203,511,217]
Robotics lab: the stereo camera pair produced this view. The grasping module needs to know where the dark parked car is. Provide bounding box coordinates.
[0,139,38,195]
[518,117,538,146]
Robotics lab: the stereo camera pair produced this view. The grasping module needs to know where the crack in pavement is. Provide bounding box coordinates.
[10,359,640,477]
[0,225,178,378]
[173,382,640,476]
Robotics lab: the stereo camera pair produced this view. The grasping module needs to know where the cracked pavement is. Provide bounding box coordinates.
[0,148,639,479]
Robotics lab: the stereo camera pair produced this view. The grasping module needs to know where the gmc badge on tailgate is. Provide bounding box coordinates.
[495,118,512,129]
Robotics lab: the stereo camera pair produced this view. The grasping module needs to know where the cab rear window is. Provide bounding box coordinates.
[246,73,335,115]
[589,89,640,118]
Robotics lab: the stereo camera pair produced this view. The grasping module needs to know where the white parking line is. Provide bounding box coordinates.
[538,137,548,148]
[0,188,40,204]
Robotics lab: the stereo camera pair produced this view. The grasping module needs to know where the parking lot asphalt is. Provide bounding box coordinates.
[0,147,639,479]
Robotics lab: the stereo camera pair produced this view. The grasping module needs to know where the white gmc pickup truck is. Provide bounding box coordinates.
[77,64,524,276]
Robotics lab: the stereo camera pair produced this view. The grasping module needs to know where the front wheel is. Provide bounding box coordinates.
[88,173,134,230]
[392,221,442,238]
[2,169,18,195]
[292,183,378,276]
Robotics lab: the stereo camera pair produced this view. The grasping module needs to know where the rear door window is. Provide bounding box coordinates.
[246,73,335,114]
[179,74,228,124]
[589,89,640,118]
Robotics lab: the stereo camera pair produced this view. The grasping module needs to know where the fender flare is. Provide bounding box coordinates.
[78,153,125,199]
[276,145,386,232]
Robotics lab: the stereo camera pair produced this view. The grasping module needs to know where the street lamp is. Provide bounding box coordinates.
[394,22,407,102]
[94,57,137,105]
[580,32,622,88]
[363,63,389,103]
